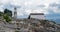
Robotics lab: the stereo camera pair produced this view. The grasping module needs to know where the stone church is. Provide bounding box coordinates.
[13,7,45,20]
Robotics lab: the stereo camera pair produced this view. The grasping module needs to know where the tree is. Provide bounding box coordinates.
[3,14,12,23]
[3,9,12,23]
[4,9,12,17]
[0,9,12,23]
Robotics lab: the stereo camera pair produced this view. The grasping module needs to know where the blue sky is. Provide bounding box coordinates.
[0,0,60,23]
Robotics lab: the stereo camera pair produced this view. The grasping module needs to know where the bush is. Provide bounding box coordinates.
[15,30,20,32]
[3,14,12,23]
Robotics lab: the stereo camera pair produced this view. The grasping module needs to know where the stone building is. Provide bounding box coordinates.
[28,13,45,20]
[13,7,17,20]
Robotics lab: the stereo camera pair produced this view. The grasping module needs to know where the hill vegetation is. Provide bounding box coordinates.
[0,9,12,23]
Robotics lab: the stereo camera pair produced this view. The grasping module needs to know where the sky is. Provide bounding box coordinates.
[0,0,60,23]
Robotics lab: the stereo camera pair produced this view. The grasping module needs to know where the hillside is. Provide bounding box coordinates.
[0,18,60,32]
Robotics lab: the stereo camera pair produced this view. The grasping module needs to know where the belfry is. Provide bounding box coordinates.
[14,7,17,19]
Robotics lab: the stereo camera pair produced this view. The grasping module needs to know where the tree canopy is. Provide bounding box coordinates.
[3,14,12,23]
[3,9,12,23]
[4,9,12,17]
[0,9,12,23]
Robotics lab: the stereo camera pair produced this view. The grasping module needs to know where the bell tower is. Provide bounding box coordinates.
[14,7,17,19]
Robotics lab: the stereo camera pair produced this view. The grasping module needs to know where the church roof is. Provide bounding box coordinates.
[30,13,44,15]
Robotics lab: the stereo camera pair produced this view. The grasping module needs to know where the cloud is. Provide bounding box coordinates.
[0,0,60,17]
[49,3,60,13]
